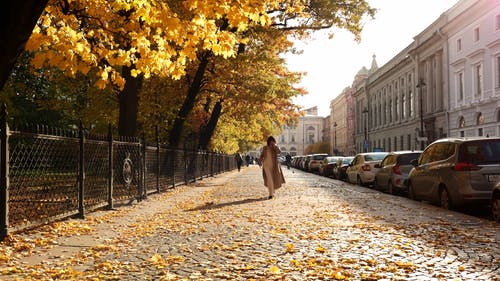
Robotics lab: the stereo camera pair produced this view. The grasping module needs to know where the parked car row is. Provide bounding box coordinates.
[290,154,328,172]
[288,137,500,222]
[291,154,356,180]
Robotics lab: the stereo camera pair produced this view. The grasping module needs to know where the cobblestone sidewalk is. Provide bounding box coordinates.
[1,165,499,280]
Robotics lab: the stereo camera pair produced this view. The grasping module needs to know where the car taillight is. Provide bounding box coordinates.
[361,164,371,171]
[392,165,402,175]
[452,162,481,171]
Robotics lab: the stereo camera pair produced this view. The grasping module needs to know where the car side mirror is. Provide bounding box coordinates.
[374,163,381,168]
[410,159,418,167]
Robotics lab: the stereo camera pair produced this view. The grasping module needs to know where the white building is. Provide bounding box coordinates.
[446,0,500,137]
[277,107,324,156]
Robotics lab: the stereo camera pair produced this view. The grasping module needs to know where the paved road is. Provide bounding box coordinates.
[1,165,499,280]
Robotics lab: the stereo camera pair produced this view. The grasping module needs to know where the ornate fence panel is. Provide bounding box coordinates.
[8,129,80,231]
[84,133,110,211]
[113,137,142,203]
[0,116,237,239]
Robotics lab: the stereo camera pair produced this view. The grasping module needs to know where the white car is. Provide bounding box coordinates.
[346,152,389,186]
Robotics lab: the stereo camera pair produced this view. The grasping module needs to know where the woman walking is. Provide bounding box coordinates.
[259,136,285,199]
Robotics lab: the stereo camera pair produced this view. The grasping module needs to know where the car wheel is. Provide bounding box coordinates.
[356,176,363,186]
[439,187,452,210]
[388,181,394,195]
[491,193,500,222]
[408,182,417,200]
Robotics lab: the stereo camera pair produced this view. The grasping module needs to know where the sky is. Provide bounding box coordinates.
[286,0,460,117]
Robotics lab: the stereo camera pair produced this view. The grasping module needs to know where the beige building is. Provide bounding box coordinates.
[277,107,325,156]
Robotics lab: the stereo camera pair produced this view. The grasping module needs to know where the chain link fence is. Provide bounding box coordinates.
[0,110,236,239]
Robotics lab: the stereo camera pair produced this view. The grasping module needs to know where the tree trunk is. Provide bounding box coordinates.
[118,66,143,137]
[199,100,222,150]
[168,51,211,148]
[0,1,48,91]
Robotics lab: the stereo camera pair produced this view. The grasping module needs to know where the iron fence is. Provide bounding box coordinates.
[0,107,236,239]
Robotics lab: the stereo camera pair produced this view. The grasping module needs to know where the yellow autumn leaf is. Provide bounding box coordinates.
[96,261,113,271]
[290,259,301,267]
[269,265,281,274]
[315,244,327,253]
[151,254,162,263]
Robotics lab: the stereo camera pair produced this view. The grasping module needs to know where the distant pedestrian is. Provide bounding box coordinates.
[285,154,292,170]
[259,136,285,199]
[235,152,243,172]
[245,154,251,166]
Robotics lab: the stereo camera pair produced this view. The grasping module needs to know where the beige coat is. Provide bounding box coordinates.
[259,144,285,189]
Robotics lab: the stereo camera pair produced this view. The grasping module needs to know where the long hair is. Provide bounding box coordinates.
[267,136,276,146]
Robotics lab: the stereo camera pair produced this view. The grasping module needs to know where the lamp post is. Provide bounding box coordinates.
[362,107,369,152]
[416,78,426,150]
[333,122,337,155]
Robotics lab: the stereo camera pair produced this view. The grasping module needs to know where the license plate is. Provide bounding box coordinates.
[487,174,499,182]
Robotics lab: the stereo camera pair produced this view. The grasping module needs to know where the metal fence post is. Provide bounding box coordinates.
[141,133,146,200]
[171,149,175,188]
[78,121,85,219]
[0,104,9,239]
[183,146,187,184]
[107,124,114,209]
[155,126,160,193]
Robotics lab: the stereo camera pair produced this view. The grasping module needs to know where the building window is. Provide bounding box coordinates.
[389,99,392,123]
[456,38,462,52]
[459,116,466,128]
[498,110,500,136]
[474,27,480,42]
[407,134,411,150]
[409,90,414,117]
[496,56,500,88]
[402,93,406,119]
[477,113,484,125]
[458,71,464,101]
[395,96,399,121]
[477,112,484,137]
[475,64,483,96]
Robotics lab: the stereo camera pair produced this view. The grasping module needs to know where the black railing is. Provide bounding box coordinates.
[0,107,236,240]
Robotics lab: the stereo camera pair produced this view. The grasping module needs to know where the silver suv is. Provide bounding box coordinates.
[408,137,500,210]
[374,151,422,195]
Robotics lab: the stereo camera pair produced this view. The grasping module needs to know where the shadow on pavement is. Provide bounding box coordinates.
[185,197,268,211]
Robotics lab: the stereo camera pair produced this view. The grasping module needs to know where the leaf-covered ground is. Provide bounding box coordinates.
[1,166,498,280]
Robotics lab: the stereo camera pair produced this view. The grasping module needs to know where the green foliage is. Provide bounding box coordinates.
[0,51,117,132]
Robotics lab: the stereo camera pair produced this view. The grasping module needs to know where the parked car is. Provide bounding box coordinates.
[333,156,354,180]
[307,153,328,172]
[492,181,500,222]
[319,156,342,177]
[374,151,422,194]
[408,137,500,210]
[346,152,388,186]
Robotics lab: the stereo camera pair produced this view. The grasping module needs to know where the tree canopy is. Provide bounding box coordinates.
[1,0,375,153]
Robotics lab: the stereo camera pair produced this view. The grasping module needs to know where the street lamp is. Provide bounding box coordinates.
[416,78,426,150]
[362,107,369,152]
[333,122,337,155]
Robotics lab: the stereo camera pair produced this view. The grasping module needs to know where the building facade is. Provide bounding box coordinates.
[445,0,500,138]
[277,110,324,156]
[346,0,500,154]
